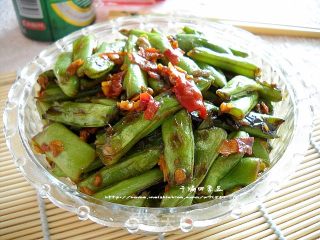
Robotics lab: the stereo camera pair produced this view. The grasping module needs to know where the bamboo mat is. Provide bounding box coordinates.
[1,72,320,240]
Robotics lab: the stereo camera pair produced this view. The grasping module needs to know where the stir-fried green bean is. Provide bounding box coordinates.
[32,26,285,207]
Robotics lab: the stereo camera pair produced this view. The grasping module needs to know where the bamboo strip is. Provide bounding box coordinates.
[297,229,320,240]
[0,172,26,182]
[0,196,37,210]
[1,181,29,193]
[247,228,275,240]
[261,234,278,240]
[1,205,42,221]
[277,208,320,231]
[0,189,35,201]
[49,220,96,236]
[167,212,264,240]
[50,223,106,240]
[1,163,19,172]
[200,217,266,240]
[283,215,320,237]
[0,177,26,188]
[225,222,271,240]
[48,216,80,229]
[267,188,320,215]
[1,201,39,216]
[264,172,320,203]
[0,216,42,235]
[64,227,138,240]
[0,225,42,240]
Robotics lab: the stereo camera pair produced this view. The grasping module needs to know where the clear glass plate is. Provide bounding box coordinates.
[3,15,316,233]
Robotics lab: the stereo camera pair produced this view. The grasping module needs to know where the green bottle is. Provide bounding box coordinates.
[12,0,96,41]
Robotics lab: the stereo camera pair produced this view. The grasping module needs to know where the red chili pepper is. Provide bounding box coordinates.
[144,99,160,120]
[163,49,180,65]
[168,66,207,119]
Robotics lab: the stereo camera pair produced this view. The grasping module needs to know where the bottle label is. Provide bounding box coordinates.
[51,1,95,27]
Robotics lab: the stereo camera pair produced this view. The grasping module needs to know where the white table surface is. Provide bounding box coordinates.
[1,0,320,74]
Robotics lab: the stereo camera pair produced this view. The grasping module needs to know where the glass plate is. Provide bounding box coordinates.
[3,15,316,233]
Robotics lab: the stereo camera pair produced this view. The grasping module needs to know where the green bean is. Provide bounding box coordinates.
[85,158,104,173]
[182,26,203,35]
[32,123,96,182]
[82,54,114,79]
[51,164,66,178]
[162,109,194,186]
[79,147,161,194]
[90,98,117,106]
[218,157,262,191]
[53,52,80,97]
[82,40,125,79]
[188,47,261,79]
[93,169,163,203]
[202,90,223,106]
[44,102,118,127]
[216,76,261,100]
[96,40,126,53]
[257,81,282,102]
[73,35,96,61]
[176,34,232,54]
[196,61,227,88]
[148,77,166,94]
[122,29,201,75]
[37,84,100,102]
[96,92,181,165]
[123,35,148,99]
[179,29,249,57]
[252,138,271,166]
[238,112,285,139]
[220,92,258,120]
[200,131,249,195]
[161,127,227,207]
[230,48,249,58]
[72,35,96,76]
[123,192,148,207]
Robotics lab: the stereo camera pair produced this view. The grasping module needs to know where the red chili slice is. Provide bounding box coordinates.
[163,49,180,65]
[168,66,207,119]
[144,99,160,120]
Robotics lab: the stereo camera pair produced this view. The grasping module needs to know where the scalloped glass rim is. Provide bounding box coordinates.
[3,15,314,233]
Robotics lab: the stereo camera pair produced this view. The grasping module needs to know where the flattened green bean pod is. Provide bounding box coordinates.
[123,192,148,207]
[32,123,96,182]
[161,127,227,207]
[218,157,263,190]
[96,92,181,165]
[162,109,194,186]
[44,102,117,127]
[196,61,227,88]
[188,47,261,79]
[72,35,96,76]
[53,52,80,97]
[96,40,126,53]
[123,35,148,99]
[220,92,258,120]
[238,112,285,139]
[93,169,163,203]
[176,33,232,54]
[200,131,249,195]
[216,76,260,100]
[82,40,125,79]
[78,147,161,194]
[252,138,271,166]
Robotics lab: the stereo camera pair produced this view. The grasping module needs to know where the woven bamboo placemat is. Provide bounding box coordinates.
[1,72,320,240]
